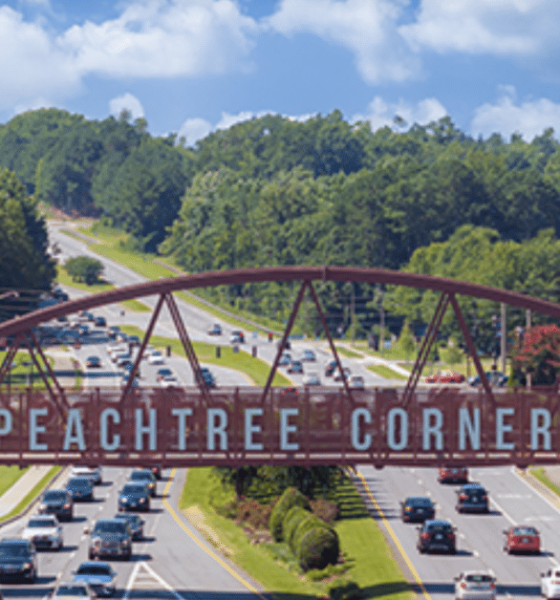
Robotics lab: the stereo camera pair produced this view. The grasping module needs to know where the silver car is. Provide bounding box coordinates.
[21,515,63,550]
[50,581,95,599]
[454,571,497,600]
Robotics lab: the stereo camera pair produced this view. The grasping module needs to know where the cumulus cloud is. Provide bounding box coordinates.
[109,93,145,120]
[400,0,557,56]
[352,96,447,131]
[266,0,419,83]
[177,117,213,146]
[471,88,560,142]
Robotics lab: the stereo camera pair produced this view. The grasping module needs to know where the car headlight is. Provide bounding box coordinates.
[120,497,128,503]
[139,497,146,503]
[23,562,32,570]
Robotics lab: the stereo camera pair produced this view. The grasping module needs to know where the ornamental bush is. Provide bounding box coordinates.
[298,526,340,571]
[269,487,310,541]
[290,512,329,553]
[283,506,309,550]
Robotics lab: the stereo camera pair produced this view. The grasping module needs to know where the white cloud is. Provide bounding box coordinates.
[267,0,419,83]
[177,117,213,146]
[400,0,557,56]
[59,0,258,78]
[109,93,145,120]
[352,96,447,131]
[471,89,560,142]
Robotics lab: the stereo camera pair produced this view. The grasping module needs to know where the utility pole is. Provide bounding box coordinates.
[500,302,506,374]
[526,309,532,390]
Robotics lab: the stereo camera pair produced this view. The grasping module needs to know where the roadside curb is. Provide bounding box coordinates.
[0,466,68,529]
[514,468,560,510]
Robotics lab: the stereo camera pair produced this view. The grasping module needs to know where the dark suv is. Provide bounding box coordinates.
[38,489,73,521]
[0,539,37,581]
[88,519,132,561]
[456,483,489,513]
[417,519,456,554]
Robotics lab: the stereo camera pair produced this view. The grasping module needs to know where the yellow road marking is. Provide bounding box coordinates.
[162,468,266,599]
[354,469,432,600]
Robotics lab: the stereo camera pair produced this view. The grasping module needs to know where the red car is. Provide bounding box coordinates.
[438,467,469,484]
[503,525,540,554]
[426,370,465,384]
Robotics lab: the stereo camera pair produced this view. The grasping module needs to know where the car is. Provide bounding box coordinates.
[115,353,132,367]
[71,466,102,485]
[121,361,140,377]
[303,373,321,386]
[77,324,89,337]
[107,326,120,339]
[278,353,291,366]
[349,375,365,389]
[66,476,94,501]
[503,525,540,554]
[426,370,465,384]
[72,561,116,597]
[114,513,145,540]
[142,345,156,358]
[195,367,216,388]
[87,519,132,561]
[230,330,245,344]
[147,351,164,365]
[128,469,157,497]
[38,489,73,521]
[21,515,63,550]
[280,386,299,397]
[401,496,435,523]
[467,371,508,387]
[417,519,456,554]
[118,482,151,512]
[156,367,173,381]
[120,373,139,389]
[85,356,101,368]
[334,367,351,381]
[94,316,106,327]
[49,581,95,599]
[116,332,129,343]
[302,349,316,362]
[0,538,37,581]
[143,464,162,480]
[277,339,291,350]
[160,375,180,388]
[438,466,469,484]
[325,360,338,376]
[454,571,497,600]
[127,335,141,346]
[287,360,303,374]
[208,323,222,335]
[456,483,489,513]
[541,568,560,600]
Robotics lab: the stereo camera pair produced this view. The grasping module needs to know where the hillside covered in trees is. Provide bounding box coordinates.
[2,107,560,334]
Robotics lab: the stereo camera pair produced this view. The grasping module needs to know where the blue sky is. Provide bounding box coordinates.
[2,0,560,146]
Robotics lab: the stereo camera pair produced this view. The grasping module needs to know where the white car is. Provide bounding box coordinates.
[71,465,102,485]
[21,515,63,550]
[303,373,321,386]
[108,344,127,358]
[454,571,497,600]
[49,581,95,599]
[147,351,164,365]
[160,375,180,388]
[349,375,365,389]
[542,568,560,600]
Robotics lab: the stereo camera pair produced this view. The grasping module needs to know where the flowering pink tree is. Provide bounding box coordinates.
[515,324,560,385]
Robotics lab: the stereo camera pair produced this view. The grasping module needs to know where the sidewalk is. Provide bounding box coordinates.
[0,465,54,518]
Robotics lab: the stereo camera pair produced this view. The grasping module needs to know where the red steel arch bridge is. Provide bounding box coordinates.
[0,266,559,470]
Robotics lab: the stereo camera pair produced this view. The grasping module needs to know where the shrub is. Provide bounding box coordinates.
[235,498,274,530]
[298,526,340,571]
[327,578,361,600]
[283,506,310,550]
[269,487,310,541]
[291,512,329,552]
[310,498,339,523]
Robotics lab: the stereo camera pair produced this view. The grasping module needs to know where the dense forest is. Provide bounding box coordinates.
[2,107,560,337]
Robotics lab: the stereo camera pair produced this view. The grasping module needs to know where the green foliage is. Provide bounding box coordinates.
[310,498,339,524]
[283,506,311,551]
[64,256,104,285]
[269,487,310,542]
[298,526,340,571]
[398,321,416,361]
[291,513,330,553]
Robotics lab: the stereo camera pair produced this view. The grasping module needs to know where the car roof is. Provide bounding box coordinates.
[424,519,451,526]
[405,496,433,503]
[461,482,485,489]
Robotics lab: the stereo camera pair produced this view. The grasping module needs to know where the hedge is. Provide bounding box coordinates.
[298,526,340,571]
[269,487,310,541]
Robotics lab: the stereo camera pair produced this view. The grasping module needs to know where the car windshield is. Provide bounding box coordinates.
[514,526,537,535]
[93,522,126,534]
[44,490,66,501]
[55,585,90,596]
[427,524,451,533]
[465,574,493,583]
[122,484,145,494]
[116,514,139,524]
[408,498,432,506]
[28,518,56,528]
[76,564,111,576]
[68,478,90,488]
[131,471,152,481]
[0,544,30,557]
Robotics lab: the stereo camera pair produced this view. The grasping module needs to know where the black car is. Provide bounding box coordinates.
[38,489,73,521]
[129,469,157,497]
[66,477,94,502]
[108,326,120,339]
[401,496,436,523]
[94,316,107,327]
[456,483,489,513]
[196,367,216,388]
[0,539,37,581]
[88,519,132,561]
[325,360,338,376]
[417,519,456,554]
[118,483,151,512]
[114,513,144,540]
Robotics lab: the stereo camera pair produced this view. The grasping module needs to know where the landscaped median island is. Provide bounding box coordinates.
[179,467,414,600]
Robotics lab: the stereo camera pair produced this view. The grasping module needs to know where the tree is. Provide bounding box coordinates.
[64,256,104,285]
[514,324,560,386]
[398,320,416,361]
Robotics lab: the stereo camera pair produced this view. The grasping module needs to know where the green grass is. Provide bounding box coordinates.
[529,467,560,495]
[0,351,56,390]
[0,466,29,497]
[55,266,114,293]
[366,364,408,380]
[335,346,363,359]
[179,468,413,600]
[119,325,292,387]
[120,298,151,312]
[0,466,61,525]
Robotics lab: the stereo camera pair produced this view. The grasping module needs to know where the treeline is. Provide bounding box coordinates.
[3,107,560,331]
